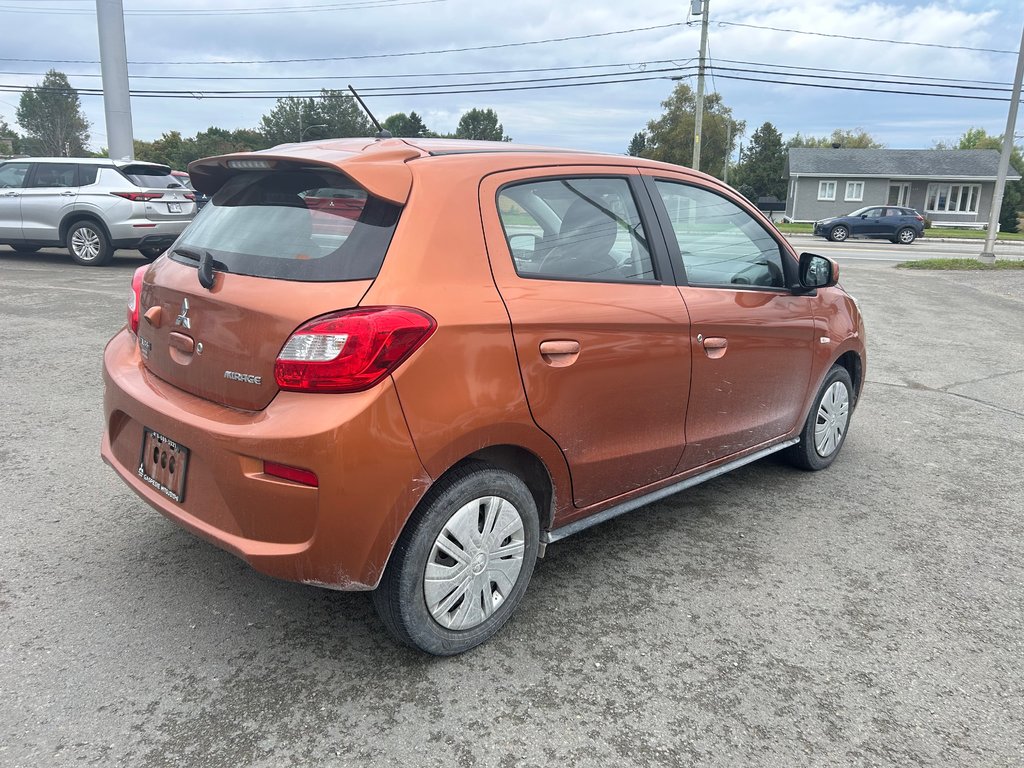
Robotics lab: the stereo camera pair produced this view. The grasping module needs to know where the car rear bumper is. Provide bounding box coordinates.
[108,219,190,249]
[101,329,431,590]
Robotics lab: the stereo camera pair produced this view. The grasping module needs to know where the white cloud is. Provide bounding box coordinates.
[1,0,1019,153]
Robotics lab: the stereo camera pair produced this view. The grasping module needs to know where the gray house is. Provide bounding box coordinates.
[784,148,1020,227]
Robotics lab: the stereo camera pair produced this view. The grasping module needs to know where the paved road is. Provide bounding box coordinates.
[1,246,1022,767]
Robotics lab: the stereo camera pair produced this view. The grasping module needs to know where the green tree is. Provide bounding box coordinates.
[787,128,884,149]
[0,116,18,156]
[259,91,372,146]
[383,111,431,138]
[733,121,786,202]
[937,127,1023,233]
[16,70,90,156]
[639,83,744,180]
[626,131,647,157]
[454,108,510,141]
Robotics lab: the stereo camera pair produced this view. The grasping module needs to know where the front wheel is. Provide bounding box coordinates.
[897,227,916,244]
[372,463,539,655]
[785,365,854,471]
[67,221,112,266]
[828,225,849,242]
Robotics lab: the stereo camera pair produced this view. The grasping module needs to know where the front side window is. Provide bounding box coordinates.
[845,181,864,201]
[497,177,655,282]
[0,162,30,188]
[654,180,785,289]
[926,183,980,214]
[172,169,399,282]
[818,180,836,201]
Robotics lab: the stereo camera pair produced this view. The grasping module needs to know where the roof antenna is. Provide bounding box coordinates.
[348,85,392,140]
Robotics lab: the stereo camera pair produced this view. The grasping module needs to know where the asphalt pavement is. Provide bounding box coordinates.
[1,246,1022,767]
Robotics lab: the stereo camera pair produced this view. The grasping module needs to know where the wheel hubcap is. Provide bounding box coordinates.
[814,381,850,457]
[71,228,100,260]
[424,495,525,631]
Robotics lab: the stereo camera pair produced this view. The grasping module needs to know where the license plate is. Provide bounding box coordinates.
[138,428,189,503]
[168,202,182,213]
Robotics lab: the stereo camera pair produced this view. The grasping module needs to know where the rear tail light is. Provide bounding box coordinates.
[127,265,146,336]
[275,307,436,393]
[183,192,196,201]
[264,461,318,487]
[112,191,163,202]
[915,215,925,222]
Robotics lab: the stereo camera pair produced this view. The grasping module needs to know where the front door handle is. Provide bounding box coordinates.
[539,339,580,367]
[701,336,728,359]
[60,191,75,197]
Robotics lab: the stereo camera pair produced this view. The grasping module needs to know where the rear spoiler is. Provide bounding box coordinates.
[187,139,424,205]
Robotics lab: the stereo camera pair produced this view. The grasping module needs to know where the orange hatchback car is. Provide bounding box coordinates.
[102,138,866,654]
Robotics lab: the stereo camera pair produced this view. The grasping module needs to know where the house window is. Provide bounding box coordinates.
[817,181,836,201]
[925,183,980,214]
[845,181,864,202]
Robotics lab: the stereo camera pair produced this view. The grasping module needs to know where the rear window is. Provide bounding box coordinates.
[170,169,400,282]
[122,163,181,189]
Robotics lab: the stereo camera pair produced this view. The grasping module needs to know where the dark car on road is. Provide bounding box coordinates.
[814,205,925,244]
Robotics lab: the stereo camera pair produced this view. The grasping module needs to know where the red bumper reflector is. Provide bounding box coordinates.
[263,461,319,487]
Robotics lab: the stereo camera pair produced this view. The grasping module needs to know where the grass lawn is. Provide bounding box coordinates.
[896,258,1024,270]
[773,221,1024,241]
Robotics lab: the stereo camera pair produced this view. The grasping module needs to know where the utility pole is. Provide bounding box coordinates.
[692,0,710,172]
[723,120,731,183]
[95,0,134,160]
[980,21,1024,263]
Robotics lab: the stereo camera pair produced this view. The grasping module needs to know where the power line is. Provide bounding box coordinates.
[709,20,1019,55]
[0,20,689,64]
[0,59,677,81]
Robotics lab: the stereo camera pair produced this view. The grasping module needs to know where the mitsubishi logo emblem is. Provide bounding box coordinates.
[175,298,191,329]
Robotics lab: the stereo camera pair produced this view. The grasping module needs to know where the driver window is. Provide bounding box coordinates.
[654,180,785,289]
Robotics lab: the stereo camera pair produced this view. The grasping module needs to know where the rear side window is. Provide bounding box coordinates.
[0,162,30,188]
[172,169,400,282]
[28,163,78,188]
[78,165,99,185]
[497,177,655,282]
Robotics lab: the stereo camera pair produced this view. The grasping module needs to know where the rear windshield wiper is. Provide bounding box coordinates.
[173,246,228,290]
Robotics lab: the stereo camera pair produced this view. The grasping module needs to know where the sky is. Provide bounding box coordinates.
[0,0,1021,157]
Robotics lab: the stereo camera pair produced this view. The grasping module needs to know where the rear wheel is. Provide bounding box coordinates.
[139,245,165,261]
[785,365,854,471]
[828,225,849,242]
[897,227,916,244]
[372,462,539,655]
[67,221,112,266]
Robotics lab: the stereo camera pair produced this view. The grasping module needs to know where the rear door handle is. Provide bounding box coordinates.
[60,191,75,197]
[701,336,728,359]
[539,339,580,367]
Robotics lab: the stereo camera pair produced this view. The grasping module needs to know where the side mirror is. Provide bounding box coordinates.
[798,252,839,289]
[860,214,868,219]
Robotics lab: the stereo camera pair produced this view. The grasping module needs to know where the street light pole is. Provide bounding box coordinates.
[692,0,710,172]
[980,21,1024,263]
[300,124,327,142]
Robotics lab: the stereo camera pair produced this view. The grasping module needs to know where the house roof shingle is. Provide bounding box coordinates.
[786,148,1020,180]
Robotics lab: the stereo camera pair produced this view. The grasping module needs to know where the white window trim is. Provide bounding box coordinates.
[925,182,981,214]
[817,180,836,201]
[845,181,864,202]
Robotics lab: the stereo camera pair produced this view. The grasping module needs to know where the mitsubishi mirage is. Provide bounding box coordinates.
[101,138,866,655]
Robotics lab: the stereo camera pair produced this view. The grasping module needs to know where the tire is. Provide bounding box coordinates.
[897,227,916,245]
[66,221,112,266]
[785,365,854,471]
[11,245,41,253]
[139,245,165,261]
[828,225,849,242]
[372,462,539,655]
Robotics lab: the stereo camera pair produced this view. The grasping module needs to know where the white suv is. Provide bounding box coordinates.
[0,157,197,266]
